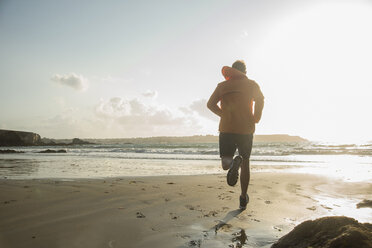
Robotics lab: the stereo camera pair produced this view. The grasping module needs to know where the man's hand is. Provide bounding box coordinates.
[207,100,222,117]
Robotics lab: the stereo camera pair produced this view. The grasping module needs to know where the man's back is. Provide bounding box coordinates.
[209,66,264,134]
[218,77,260,134]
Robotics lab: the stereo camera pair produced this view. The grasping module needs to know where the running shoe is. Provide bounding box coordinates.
[239,194,249,210]
[227,155,242,186]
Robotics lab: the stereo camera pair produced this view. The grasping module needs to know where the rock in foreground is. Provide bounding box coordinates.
[272,216,372,248]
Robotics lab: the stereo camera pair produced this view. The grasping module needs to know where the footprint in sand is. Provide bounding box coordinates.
[136,212,146,218]
[186,205,196,210]
[214,222,232,232]
[169,212,179,220]
[130,180,144,184]
[307,206,316,211]
[188,239,202,247]
[218,193,232,201]
[273,226,283,232]
[178,234,191,239]
[237,215,247,221]
[203,210,218,217]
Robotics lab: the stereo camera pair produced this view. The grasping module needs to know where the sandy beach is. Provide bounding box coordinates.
[0,172,371,248]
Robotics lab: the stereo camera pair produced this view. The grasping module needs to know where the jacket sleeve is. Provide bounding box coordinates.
[207,84,222,117]
[253,83,264,123]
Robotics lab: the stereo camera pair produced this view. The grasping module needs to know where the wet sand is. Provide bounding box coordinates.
[0,172,371,248]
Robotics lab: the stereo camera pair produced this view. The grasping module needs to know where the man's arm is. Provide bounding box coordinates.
[207,86,222,117]
[254,97,264,123]
[253,84,264,123]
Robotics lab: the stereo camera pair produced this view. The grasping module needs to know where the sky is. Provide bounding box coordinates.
[1,0,372,142]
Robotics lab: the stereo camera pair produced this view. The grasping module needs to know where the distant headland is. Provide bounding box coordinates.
[0,129,93,147]
[87,134,308,144]
[0,129,308,146]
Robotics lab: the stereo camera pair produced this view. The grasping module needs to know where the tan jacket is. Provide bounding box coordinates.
[208,66,264,134]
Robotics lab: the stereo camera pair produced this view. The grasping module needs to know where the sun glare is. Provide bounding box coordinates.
[254,1,372,143]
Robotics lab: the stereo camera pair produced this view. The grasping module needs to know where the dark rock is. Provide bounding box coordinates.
[0,149,25,154]
[71,138,93,145]
[0,130,41,146]
[357,199,372,209]
[40,138,57,145]
[38,149,67,153]
[272,216,372,248]
[40,138,94,146]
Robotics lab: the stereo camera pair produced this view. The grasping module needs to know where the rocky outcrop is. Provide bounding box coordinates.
[272,216,372,248]
[41,138,94,146]
[357,199,372,209]
[0,149,25,154]
[38,149,67,153]
[0,130,41,146]
[71,138,93,145]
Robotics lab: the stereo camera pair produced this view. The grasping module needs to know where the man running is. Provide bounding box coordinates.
[207,60,264,210]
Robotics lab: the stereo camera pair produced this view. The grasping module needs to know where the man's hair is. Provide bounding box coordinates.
[232,60,246,74]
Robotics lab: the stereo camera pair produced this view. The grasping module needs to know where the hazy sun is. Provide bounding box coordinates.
[253,1,372,143]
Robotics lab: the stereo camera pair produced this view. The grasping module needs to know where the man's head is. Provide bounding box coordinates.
[232,60,246,74]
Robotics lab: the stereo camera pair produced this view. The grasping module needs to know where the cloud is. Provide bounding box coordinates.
[32,96,217,138]
[38,107,95,138]
[51,73,89,91]
[183,99,219,121]
[142,90,158,99]
[95,97,200,137]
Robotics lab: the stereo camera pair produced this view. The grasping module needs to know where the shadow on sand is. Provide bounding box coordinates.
[213,209,243,233]
[185,209,248,248]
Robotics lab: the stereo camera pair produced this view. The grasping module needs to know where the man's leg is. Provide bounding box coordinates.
[237,134,253,204]
[240,158,250,197]
[219,133,236,170]
[221,156,233,170]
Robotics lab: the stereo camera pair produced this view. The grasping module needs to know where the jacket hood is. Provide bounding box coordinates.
[221,66,247,81]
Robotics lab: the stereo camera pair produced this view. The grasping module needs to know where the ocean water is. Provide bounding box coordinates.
[0,141,372,181]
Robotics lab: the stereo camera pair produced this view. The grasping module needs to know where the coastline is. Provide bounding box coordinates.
[1,172,371,248]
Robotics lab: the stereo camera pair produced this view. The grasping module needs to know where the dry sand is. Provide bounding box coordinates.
[0,172,371,248]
